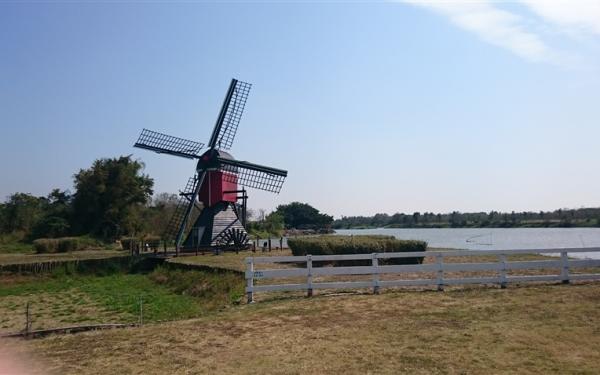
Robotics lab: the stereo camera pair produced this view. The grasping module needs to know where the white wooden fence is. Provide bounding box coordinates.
[245,248,600,303]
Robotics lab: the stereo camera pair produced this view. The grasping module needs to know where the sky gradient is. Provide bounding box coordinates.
[1,1,599,218]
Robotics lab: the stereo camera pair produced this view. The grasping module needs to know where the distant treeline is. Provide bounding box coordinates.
[333,208,600,229]
[0,156,175,246]
[0,155,334,248]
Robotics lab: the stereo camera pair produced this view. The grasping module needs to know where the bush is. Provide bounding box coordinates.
[287,235,427,265]
[149,266,245,306]
[33,238,59,253]
[33,236,103,253]
[57,237,79,252]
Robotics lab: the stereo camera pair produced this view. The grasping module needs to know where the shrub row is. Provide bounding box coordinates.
[120,236,162,251]
[33,236,102,253]
[287,235,427,265]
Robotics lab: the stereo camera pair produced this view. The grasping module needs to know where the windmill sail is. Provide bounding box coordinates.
[134,129,204,159]
[218,158,287,194]
[208,79,252,150]
[164,175,201,240]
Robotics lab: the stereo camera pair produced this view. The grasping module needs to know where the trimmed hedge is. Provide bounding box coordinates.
[33,236,103,254]
[288,235,427,265]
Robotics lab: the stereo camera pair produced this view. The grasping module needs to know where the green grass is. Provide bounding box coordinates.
[76,273,203,321]
[0,266,245,332]
[0,234,34,254]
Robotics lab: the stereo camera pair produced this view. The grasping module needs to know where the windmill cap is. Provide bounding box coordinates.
[197,149,235,170]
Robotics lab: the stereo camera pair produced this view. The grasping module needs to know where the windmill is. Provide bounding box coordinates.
[133,79,287,255]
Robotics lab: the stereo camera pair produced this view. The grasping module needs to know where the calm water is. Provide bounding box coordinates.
[334,228,600,259]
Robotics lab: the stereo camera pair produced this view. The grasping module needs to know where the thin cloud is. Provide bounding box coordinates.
[402,1,589,67]
[520,0,600,36]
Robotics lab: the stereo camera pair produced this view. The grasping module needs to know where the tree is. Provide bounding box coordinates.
[30,189,72,238]
[257,209,266,222]
[141,192,179,238]
[263,212,284,236]
[274,202,333,230]
[1,193,47,235]
[412,212,421,225]
[450,211,459,227]
[72,156,153,239]
[245,208,256,222]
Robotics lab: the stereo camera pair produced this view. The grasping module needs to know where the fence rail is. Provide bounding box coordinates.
[244,248,600,302]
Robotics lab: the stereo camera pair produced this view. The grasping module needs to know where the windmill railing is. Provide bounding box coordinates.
[244,248,600,303]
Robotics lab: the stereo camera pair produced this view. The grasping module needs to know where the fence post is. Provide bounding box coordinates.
[372,253,380,295]
[139,296,143,326]
[25,301,31,338]
[246,258,254,303]
[436,253,444,291]
[307,255,313,297]
[561,251,570,284]
[499,254,507,289]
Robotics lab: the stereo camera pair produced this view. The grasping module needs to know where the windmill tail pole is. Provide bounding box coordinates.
[174,172,206,256]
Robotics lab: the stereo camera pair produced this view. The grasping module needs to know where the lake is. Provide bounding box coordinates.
[334,228,600,259]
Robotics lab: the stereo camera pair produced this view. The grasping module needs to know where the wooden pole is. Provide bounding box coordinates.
[561,251,570,284]
[307,255,313,297]
[25,302,31,338]
[436,254,444,292]
[372,253,380,295]
[246,258,254,304]
[139,296,143,326]
[499,254,507,289]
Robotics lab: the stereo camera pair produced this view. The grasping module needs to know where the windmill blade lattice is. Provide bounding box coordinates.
[135,129,204,159]
[164,175,200,239]
[209,80,251,150]
[219,159,287,194]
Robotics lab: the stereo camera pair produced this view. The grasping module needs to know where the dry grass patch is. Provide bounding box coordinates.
[170,249,293,272]
[4,282,600,374]
[0,290,128,333]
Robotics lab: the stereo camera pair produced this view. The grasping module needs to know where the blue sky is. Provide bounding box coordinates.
[1,1,599,218]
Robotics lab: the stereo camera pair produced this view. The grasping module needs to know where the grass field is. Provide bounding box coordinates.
[3,282,600,374]
[0,267,244,334]
[3,249,600,374]
[0,249,127,266]
[170,249,292,272]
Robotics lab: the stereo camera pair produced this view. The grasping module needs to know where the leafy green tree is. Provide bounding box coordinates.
[31,189,72,238]
[0,202,7,234]
[274,202,333,230]
[1,193,47,235]
[263,212,284,236]
[72,156,153,239]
